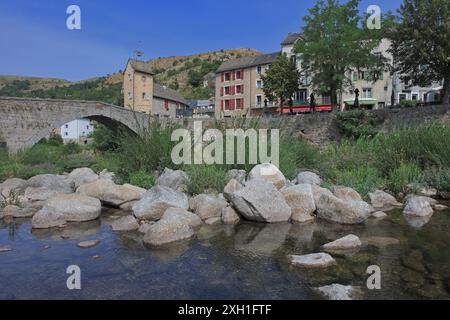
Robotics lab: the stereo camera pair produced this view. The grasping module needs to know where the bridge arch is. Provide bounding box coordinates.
[0,97,151,152]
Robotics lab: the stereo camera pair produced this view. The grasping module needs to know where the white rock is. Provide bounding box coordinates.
[248,163,286,189]
[189,194,228,221]
[296,171,322,185]
[111,216,139,231]
[77,179,145,207]
[221,206,240,225]
[403,196,434,217]
[143,214,194,247]
[227,169,247,184]
[0,178,28,198]
[223,179,243,201]
[281,184,315,223]
[31,194,101,229]
[316,193,372,224]
[288,252,336,268]
[156,168,190,192]
[315,284,360,300]
[66,168,99,189]
[1,205,36,218]
[133,185,189,221]
[332,186,362,201]
[321,234,362,250]
[28,174,73,193]
[368,190,402,211]
[205,217,222,225]
[162,207,203,230]
[230,177,291,223]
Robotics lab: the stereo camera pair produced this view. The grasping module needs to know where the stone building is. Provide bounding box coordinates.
[122,59,189,117]
[215,52,280,118]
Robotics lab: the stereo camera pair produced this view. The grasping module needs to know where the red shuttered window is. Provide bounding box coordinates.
[221,73,224,82]
[220,87,224,96]
[164,100,169,110]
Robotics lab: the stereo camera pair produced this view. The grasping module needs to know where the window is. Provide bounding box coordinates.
[224,73,231,81]
[256,80,263,89]
[256,95,262,107]
[412,93,419,101]
[290,55,297,64]
[142,93,147,100]
[142,75,146,82]
[236,85,243,94]
[86,125,89,129]
[236,70,242,79]
[256,66,262,75]
[267,64,272,70]
[236,98,244,109]
[65,124,69,129]
[363,88,373,98]
[224,100,230,110]
[225,86,231,95]
[128,73,132,81]
[164,100,169,110]
[128,92,132,99]
[65,132,68,136]
[399,93,407,102]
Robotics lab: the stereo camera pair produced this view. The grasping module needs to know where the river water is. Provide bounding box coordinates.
[0,208,449,299]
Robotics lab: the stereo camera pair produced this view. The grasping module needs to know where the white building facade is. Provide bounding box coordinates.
[60,119,94,143]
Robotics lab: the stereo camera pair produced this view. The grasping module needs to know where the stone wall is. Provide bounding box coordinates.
[1,96,448,153]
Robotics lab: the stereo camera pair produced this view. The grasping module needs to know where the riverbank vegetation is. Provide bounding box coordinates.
[1,120,450,197]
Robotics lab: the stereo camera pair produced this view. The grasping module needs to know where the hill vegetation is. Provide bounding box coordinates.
[0,48,261,104]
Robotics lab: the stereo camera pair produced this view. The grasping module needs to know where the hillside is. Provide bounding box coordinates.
[0,48,261,105]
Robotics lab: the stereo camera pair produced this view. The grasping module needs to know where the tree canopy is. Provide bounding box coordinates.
[294,0,387,108]
[388,0,450,106]
[261,54,300,114]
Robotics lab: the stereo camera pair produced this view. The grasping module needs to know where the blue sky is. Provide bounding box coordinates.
[0,0,403,81]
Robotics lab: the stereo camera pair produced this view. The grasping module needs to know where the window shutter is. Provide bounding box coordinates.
[221,73,224,82]
[231,86,235,95]
[220,87,224,96]
[241,70,244,80]
[242,85,244,94]
[232,72,235,81]
[221,100,224,110]
[241,98,244,109]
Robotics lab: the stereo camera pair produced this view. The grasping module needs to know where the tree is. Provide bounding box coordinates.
[294,0,386,109]
[261,54,300,115]
[389,0,450,107]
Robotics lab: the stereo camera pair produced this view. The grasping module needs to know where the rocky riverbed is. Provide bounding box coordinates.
[1,164,450,299]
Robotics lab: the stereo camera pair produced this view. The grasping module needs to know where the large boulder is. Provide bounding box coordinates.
[281,184,315,223]
[311,185,334,206]
[223,179,243,201]
[162,207,203,230]
[27,174,73,193]
[403,196,434,217]
[230,177,291,223]
[316,193,372,224]
[368,190,402,211]
[111,215,139,231]
[0,205,36,219]
[133,185,189,221]
[77,179,145,207]
[66,168,98,189]
[189,194,228,221]
[143,214,194,247]
[321,234,362,250]
[156,168,189,192]
[296,171,322,185]
[0,178,28,198]
[31,194,101,229]
[227,169,247,184]
[248,163,286,189]
[22,186,63,204]
[221,206,241,225]
[332,186,362,202]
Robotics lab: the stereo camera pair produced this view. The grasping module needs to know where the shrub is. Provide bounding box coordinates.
[184,165,229,195]
[129,170,155,189]
[422,167,450,192]
[329,165,386,196]
[387,162,423,194]
[335,110,380,139]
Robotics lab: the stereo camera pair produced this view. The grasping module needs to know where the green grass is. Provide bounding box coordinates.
[3,120,450,198]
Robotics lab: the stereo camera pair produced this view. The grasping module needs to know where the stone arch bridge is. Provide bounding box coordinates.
[0,97,154,152]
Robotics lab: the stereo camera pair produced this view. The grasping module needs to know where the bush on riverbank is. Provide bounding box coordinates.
[2,120,450,197]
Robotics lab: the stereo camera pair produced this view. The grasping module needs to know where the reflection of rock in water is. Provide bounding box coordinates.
[404,215,431,229]
[146,240,191,262]
[31,219,101,240]
[234,222,291,255]
[288,223,316,244]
